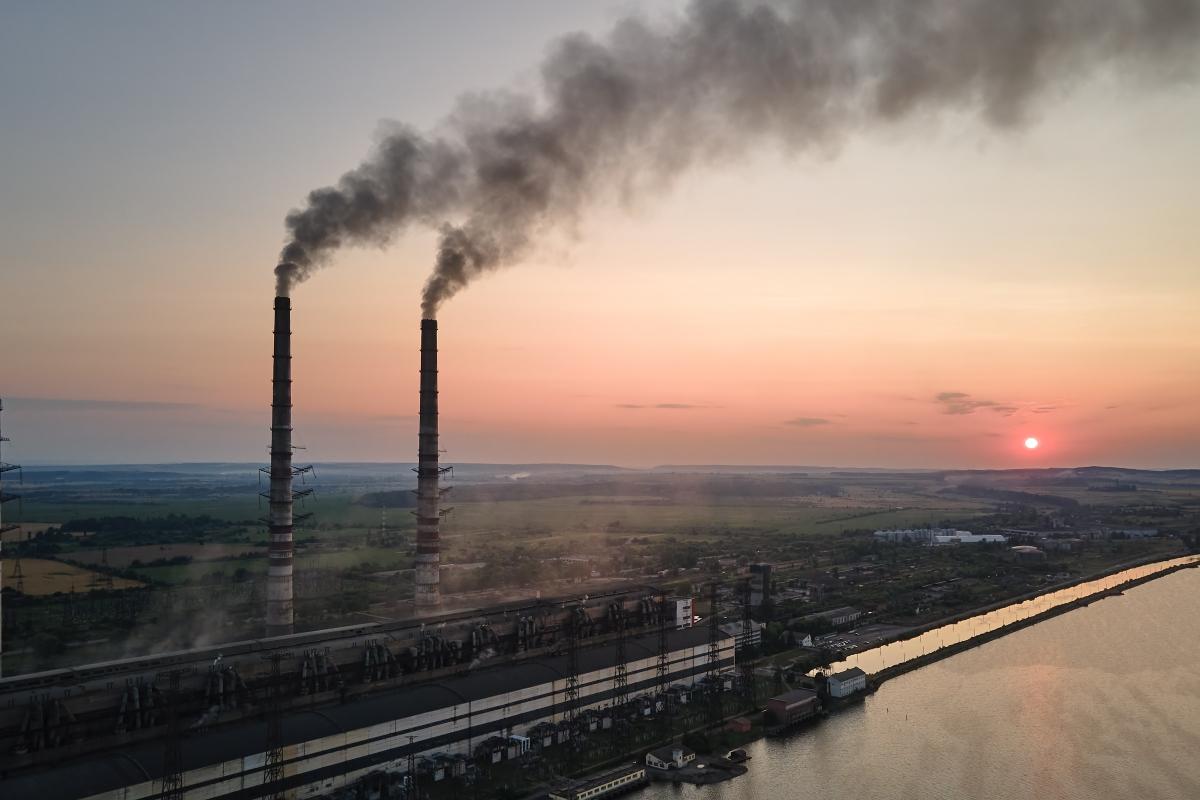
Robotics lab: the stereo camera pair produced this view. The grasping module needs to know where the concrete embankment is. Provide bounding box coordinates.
[869,557,1197,690]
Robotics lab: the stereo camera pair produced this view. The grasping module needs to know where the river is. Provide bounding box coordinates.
[643,561,1200,800]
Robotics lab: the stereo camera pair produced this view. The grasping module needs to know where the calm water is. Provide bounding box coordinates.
[646,563,1200,800]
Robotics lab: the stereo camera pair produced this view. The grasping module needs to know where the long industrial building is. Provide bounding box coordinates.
[0,622,733,799]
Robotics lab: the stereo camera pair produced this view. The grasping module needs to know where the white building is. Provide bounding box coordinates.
[669,596,694,629]
[827,667,868,698]
[646,745,696,770]
[719,620,764,650]
[874,528,1005,546]
[550,764,646,800]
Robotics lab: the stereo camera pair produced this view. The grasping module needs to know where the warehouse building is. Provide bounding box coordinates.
[4,626,734,800]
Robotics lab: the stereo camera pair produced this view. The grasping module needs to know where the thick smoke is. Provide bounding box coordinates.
[277,0,1200,313]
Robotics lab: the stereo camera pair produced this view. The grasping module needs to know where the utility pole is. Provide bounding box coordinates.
[0,398,23,679]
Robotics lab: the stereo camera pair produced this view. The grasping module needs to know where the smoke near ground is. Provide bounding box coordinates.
[276,0,1200,312]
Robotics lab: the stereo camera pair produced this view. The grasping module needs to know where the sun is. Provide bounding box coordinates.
[1024,437,1040,450]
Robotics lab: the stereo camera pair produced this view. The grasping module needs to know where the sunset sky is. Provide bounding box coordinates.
[2,1,1198,468]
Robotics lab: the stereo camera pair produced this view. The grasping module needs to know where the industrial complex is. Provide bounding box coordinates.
[0,297,739,799]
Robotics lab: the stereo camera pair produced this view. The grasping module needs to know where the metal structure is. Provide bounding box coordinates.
[563,607,581,730]
[740,579,754,652]
[707,582,721,680]
[406,735,417,800]
[611,601,628,712]
[265,295,312,636]
[706,582,723,727]
[740,579,757,702]
[656,593,670,698]
[263,651,292,799]
[158,669,186,800]
[0,398,22,679]
[414,318,448,608]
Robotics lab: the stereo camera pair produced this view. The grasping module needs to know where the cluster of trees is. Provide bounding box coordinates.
[60,514,248,545]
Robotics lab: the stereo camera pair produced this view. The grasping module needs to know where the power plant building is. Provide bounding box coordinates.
[1,626,734,800]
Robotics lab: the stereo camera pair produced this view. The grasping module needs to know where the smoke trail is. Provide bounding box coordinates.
[277,0,1200,312]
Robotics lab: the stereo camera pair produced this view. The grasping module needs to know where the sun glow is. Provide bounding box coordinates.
[1025,437,1040,450]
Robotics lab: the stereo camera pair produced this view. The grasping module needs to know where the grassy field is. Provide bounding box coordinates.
[67,543,266,568]
[127,545,412,585]
[2,557,143,595]
[438,495,986,537]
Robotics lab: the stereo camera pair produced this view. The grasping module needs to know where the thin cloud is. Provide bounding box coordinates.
[9,396,200,412]
[935,392,1018,417]
[616,403,706,410]
[783,417,831,427]
[935,391,995,415]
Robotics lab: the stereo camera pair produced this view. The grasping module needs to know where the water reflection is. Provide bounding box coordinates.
[818,556,1199,677]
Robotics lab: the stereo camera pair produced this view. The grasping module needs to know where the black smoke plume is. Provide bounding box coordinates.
[277,0,1199,314]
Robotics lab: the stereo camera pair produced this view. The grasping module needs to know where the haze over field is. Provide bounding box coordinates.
[2,1,1198,469]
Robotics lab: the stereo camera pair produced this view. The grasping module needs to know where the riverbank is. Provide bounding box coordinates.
[879,551,1191,649]
[638,563,1200,800]
[867,556,1198,690]
[539,555,1198,799]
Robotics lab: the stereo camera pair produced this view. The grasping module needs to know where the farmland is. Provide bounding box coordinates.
[2,558,143,595]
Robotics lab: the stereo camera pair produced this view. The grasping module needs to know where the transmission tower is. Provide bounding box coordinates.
[158,669,186,800]
[564,607,581,731]
[740,579,757,703]
[706,581,723,727]
[656,592,670,696]
[611,601,628,711]
[707,582,721,680]
[0,398,23,679]
[406,734,418,800]
[263,651,292,800]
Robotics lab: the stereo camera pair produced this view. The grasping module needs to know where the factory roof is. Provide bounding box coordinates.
[767,688,819,707]
[3,625,721,800]
[829,667,867,682]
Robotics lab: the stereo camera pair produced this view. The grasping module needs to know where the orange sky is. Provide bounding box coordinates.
[1,4,1197,468]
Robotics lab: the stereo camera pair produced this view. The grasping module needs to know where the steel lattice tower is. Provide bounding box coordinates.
[564,608,580,730]
[158,670,185,800]
[707,581,723,727]
[612,601,628,711]
[263,651,291,799]
[656,592,670,697]
[0,398,22,679]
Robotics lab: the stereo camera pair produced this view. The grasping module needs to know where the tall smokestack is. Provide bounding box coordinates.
[415,318,441,608]
[267,296,295,635]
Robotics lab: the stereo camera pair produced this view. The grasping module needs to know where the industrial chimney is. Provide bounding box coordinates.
[266,296,295,635]
[414,319,442,608]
